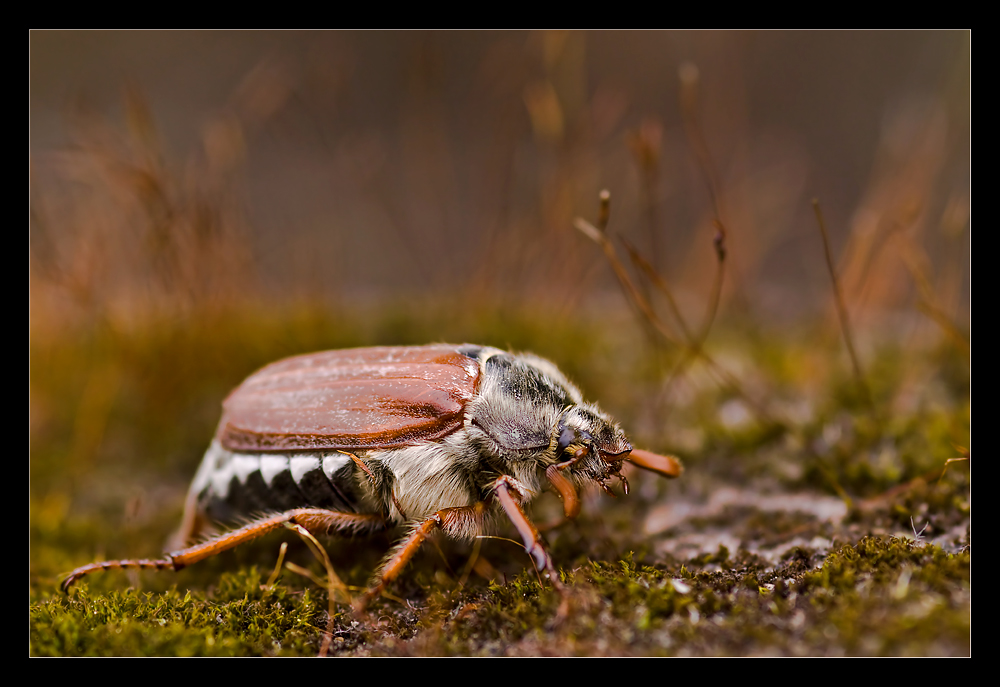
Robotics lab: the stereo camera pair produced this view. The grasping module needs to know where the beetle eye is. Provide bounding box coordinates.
[556,428,575,456]
[556,425,593,458]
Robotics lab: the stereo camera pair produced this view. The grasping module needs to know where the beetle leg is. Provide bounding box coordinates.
[617,473,630,495]
[545,465,581,519]
[171,509,386,568]
[357,502,488,612]
[493,475,569,616]
[168,488,210,550]
[544,445,588,519]
[62,508,386,591]
[61,557,179,590]
[341,451,400,520]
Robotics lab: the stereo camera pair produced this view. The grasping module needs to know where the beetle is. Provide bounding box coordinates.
[62,344,682,610]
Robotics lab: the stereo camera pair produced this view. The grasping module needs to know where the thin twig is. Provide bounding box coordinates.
[937,447,970,486]
[899,247,970,358]
[284,522,350,601]
[597,189,611,231]
[622,234,754,419]
[695,220,727,347]
[857,447,970,510]
[812,199,873,409]
[626,119,664,273]
[620,236,693,341]
[475,534,528,549]
[677,62,729,352]
[265,541,288,588]
[577,195,774,425]
[574,215,682,348]
[679,62,725,223]
[284,522,350,658]
[284,561,331,589]
[456,535,484,591]
[916,300,971,358]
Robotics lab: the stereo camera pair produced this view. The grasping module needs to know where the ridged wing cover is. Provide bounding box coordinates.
[217,345,481,452]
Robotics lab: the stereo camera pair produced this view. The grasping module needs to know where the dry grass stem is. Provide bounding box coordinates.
[620,236,693,342]
[577,197,772,425]
[679,62,725,223]
[265,541,289,588]
[574,216,682,348]
[812,199,873,409]
[900,248,970,358]
[284,522,350,657]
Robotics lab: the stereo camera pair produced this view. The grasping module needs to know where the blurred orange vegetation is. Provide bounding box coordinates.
[29,31,969,351]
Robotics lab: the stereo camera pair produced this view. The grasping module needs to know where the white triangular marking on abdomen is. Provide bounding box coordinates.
[259,455,289,487]
[290,455,321,485]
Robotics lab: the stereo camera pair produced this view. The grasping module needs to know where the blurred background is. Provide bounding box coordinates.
[30,30,970,580]
[30,30,969,324]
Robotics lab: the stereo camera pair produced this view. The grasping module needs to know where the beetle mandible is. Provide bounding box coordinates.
[62,344,682,610]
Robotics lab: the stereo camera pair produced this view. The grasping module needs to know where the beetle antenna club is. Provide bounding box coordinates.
[63,344,682,612]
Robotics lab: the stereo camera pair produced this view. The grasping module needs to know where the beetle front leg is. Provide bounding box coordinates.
[493,475,569,616]
[545,446,588,519]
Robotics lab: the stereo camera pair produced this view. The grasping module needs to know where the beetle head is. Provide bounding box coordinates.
[555,406,633,494]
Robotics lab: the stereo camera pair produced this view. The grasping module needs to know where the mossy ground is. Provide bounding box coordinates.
[29,306,969,656]
[30,30,970,657]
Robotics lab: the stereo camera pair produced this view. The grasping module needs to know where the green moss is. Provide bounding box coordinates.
[30,306,970,656]
[30,573,330,656]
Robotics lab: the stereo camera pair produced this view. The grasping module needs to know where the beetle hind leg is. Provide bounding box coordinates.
[62,508,387,592]
[61,557,178,591]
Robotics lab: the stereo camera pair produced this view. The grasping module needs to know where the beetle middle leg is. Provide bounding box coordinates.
[62,508,386,591]
[362,475,572,617]
[357,502,490,611]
